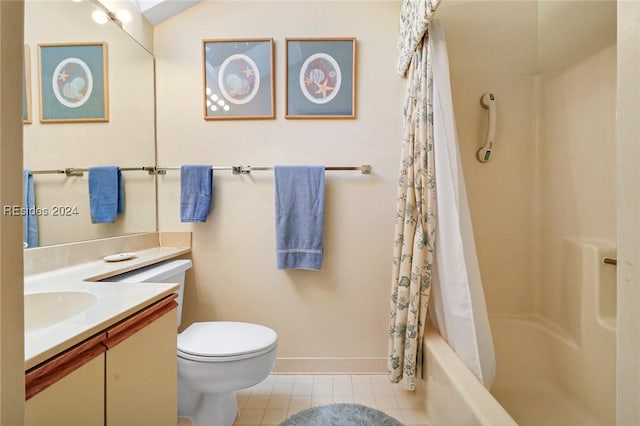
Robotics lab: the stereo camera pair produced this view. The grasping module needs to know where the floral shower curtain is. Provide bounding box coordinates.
[388,0,441,391]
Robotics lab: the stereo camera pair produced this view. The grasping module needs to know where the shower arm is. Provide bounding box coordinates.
[477,93,496,163]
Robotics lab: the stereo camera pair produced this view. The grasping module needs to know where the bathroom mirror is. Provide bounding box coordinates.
[23,0,156,247]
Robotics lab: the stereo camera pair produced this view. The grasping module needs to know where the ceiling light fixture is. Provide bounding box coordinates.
[91,9,109,24]
[115,9,132,24]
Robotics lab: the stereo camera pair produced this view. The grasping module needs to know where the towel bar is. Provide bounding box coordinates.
[30,165,374,176]
[154,165,373,175]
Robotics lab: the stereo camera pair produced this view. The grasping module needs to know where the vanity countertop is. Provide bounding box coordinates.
[24,245,190,370]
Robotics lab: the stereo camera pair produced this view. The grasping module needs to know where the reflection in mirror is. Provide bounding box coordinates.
[23,0,156,248]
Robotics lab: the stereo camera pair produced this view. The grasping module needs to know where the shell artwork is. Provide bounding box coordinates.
[298,53,342,105]
[216,53,261,105]
[225,74,250,98]
[308,68,326,85]
[51,57,94,108]
[62,77,87,101]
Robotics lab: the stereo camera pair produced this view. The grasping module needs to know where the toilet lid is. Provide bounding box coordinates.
[177,321,277,358]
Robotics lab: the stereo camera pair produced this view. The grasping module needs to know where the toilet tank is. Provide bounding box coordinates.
[102,259,193,327]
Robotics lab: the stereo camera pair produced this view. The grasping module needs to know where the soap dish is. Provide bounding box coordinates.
[103,252,137,262]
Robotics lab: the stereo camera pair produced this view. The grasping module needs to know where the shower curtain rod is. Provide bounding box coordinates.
[29,165,373,176]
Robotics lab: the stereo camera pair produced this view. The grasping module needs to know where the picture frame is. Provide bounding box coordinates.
[285,37,356,119]
[202,38,275,120]
[23,45,32,124]
[38,42,109,123]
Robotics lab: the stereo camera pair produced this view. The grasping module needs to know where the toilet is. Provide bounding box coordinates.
[104,259,277,426]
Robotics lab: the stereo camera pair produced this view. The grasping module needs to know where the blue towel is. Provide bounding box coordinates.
[23,169,38,248]
[180,165,213,222]
[274,165,325,270]
[88,166,124,224]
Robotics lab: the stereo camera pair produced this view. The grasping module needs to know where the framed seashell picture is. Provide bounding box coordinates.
[38,42,109,123]
[285,38,356,119]
[202,38,275,120]
[23,45,32,124]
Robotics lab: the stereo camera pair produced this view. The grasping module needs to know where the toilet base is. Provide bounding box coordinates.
[192,391,238,426]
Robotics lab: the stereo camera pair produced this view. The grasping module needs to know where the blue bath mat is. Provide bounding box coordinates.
[280,403,404,426]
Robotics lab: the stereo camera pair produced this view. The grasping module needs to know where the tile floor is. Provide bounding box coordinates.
[178,374,430,426]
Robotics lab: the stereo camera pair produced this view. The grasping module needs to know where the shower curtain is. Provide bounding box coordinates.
[389,0,495,390]
[388,0,440,391]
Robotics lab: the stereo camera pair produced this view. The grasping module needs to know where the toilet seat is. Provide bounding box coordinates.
[178,321,277,363]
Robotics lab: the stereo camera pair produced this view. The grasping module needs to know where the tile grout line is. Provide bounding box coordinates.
[227,374,431,426]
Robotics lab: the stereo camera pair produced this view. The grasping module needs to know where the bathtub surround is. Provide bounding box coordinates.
[180,164,214,222]
[489,242,616,424]
[274,166,325,270]
[433,0,616,424]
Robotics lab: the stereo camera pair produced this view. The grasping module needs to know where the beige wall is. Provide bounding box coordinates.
[0,1,26,424]
[154,1,403,365]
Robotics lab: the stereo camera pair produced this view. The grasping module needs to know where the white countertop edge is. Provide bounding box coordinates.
[24,246,191,370]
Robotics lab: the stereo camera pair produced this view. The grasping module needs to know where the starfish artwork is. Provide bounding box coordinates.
[299,52,342,105]
[314,79,334,98]
[58,70,69,82]
[242,66,254,78]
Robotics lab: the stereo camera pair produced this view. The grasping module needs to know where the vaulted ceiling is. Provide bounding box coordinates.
[131,0,202,25]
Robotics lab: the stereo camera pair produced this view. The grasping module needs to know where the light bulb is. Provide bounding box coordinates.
[115,9,132,24]
[92,10,109,24]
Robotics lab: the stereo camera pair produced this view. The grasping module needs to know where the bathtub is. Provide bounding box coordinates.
[419,240,616,426]
[419,328,516,426]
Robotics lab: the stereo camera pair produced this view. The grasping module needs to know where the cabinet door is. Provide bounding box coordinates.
[105,305,177,426]
[25,353,105,426]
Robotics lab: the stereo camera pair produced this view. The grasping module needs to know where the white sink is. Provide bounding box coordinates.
[24,291,98,333]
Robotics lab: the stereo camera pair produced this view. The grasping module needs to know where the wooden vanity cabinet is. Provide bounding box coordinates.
[25,295,178,426]
[25,333,106,426]
[104,295,178,426]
